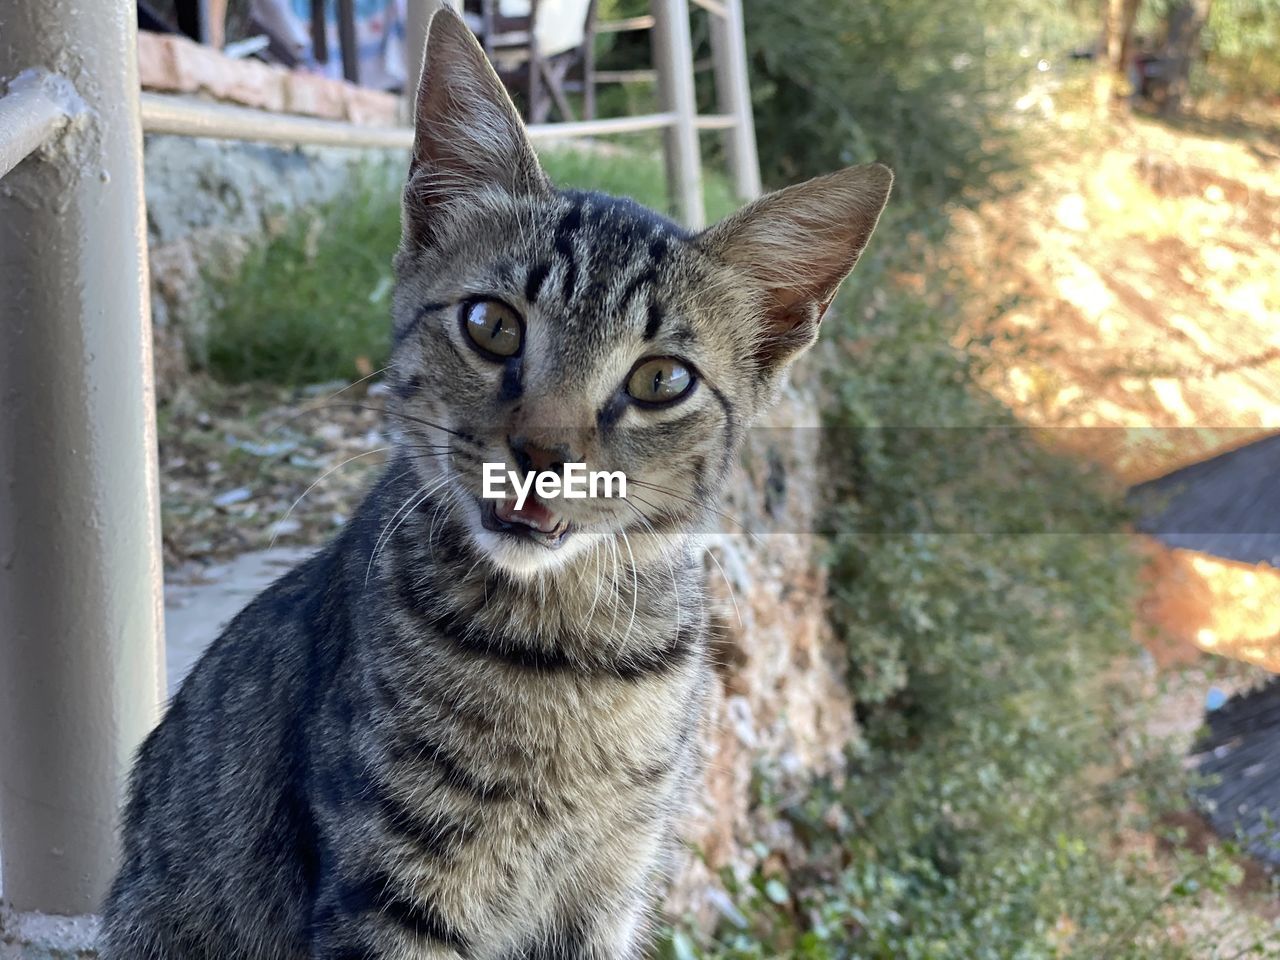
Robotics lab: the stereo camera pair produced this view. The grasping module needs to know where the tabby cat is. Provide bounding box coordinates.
[100,8,890,958]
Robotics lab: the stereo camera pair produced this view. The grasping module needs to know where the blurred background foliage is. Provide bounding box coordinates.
[1131,0,1280,98]
[738,0,1090,202]
[1200,0,1280,97]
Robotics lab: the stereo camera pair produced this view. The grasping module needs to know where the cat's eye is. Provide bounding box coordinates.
[627,357,694,406]
[461,299,523,360]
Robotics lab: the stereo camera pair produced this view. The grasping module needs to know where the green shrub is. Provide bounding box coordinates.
[1202,0,1280,100]
[1137,0,1280,102]
[741,0,1091,201]
[204,166,401,385]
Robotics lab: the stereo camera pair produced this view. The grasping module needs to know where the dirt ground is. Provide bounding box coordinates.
[158,377,388,572]
[942,99,1280,678]
[953,105,1280,487]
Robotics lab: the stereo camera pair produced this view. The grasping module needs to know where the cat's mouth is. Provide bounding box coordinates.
[480,495,571,548]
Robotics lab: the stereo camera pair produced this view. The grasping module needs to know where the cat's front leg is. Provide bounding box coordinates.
[309,874,472,960]
[568,905,650,960]
[310,924,468,960]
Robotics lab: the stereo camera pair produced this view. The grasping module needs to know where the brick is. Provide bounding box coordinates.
[137,30,397,125]
[342,85,399,126]
[282,70,347,120]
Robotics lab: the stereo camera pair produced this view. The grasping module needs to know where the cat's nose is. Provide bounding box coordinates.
[508,435,572,477]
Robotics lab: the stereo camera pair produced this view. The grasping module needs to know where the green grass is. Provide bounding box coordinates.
[545,145,740,222]
[203,165,401,386]
[203,147,739,385]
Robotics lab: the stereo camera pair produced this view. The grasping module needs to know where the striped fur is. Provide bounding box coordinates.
[100,9,891,959]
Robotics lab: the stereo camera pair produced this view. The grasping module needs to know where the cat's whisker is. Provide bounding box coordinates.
[628,480,761,545]
[703,542,744,631]
[325,402,467,440]
[619,498,682,634]
[254,368,391,439]
[426,475,459,547]
[621,490,752,633]
[623,490,684,534]
[629,481,747,542]
[426,497,450,547]
[365,475,450,587]
[606,534,623,633]
[378,409,467,440]
[269,447,391,550]
[617,529,640,649]
[460,550,489,591]
[611,537,631,622]
[365,480,434,586]
[584,540,607,623]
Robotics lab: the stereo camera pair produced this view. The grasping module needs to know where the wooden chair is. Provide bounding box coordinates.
[470,0,598,123]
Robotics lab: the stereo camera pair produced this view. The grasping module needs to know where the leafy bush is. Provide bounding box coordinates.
[1202,0,1280,99]
[1135,0,1280,102]
[204,166,402,385]
[740,0,1090,202]
[203,147,737,384]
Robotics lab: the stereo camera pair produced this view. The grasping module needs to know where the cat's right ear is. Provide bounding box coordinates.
[402,7,549,249]
[700,163,892,375]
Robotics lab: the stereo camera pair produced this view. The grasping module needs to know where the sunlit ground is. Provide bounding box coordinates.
[949,100,1280,672]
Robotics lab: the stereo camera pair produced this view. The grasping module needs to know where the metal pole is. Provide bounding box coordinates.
[140,90,680,147]
[708,0,761,200]
[311,0,329,65]
[205,0,230,49]
[337,0,361,84]
[0,71,71,180]
[651,0,704,229]
[141,92,417,149]
[0,0,166,917]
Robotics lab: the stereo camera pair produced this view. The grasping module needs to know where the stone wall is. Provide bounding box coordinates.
[672,382,857,930]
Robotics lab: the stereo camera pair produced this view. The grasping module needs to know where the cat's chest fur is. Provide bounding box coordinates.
[317,501,711,954]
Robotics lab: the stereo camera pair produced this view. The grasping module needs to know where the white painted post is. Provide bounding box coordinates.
[0,0,166,916]
[708,0,761,200]
[651,0,705,229]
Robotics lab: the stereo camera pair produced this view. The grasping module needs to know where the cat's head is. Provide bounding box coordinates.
[387,8,890,578]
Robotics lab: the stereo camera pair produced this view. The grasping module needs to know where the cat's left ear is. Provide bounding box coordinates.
[402,7,550,248]
[701,163,892,372]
